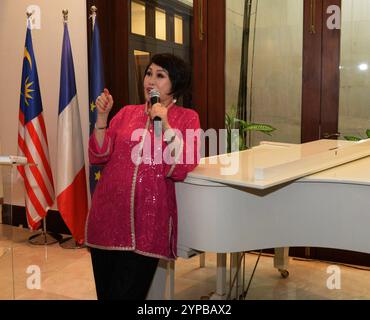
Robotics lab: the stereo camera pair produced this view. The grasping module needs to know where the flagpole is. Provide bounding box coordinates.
[58,9,85,249]
[90,5,97,30]
[62,9,68,23]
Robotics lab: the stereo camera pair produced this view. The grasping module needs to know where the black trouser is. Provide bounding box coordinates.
[90,248,159,300]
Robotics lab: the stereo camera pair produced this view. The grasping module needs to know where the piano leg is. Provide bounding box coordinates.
[274,247,289,278]
[147,259,175,300]
[211,249,289,300]
[167,260,175,299]
[229,253,244,299]
[167,249,290,300]
[211,253,244,300]
[209,253,227,300]
[199,253,206,268]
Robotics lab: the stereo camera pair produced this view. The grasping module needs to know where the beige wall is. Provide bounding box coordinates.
[339,0,370,138]
[225,0,303,146]
[225,0,244,114]
[0,0,89,208]
[249,0,303,146]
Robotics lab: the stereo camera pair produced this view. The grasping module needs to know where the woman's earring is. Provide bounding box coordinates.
[173,99,177,104]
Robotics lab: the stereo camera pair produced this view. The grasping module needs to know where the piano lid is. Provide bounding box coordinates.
[188,139,370,189]
[302,154,370,186]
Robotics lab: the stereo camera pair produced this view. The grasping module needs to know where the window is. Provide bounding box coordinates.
[174,15,183,44]
[155,8,167,40]
[131,1,146,36]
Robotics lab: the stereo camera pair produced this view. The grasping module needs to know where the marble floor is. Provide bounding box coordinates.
[0,225,369,300]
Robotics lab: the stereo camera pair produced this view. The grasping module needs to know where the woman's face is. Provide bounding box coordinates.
[143,63,173,107]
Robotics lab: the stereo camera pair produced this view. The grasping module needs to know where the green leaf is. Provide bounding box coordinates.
[344,136,362,141]
[225,113,232,130]
[366,129,370,138]
[233,119,247,131]
[245,123,276,133]
[225,112,277,151]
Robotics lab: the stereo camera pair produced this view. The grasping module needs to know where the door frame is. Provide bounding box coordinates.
[301,0,341,142]
[193,0,226,132]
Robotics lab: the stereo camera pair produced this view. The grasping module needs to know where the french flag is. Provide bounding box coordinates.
[57,22,88,244]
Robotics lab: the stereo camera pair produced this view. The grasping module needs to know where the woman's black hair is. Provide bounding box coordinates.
[144,53,191,100]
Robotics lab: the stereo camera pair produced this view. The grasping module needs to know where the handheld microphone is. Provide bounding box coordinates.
[149,89,162,137]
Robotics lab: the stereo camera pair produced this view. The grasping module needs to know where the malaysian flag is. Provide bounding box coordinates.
[56,21,88,244]
[17,21,55,230]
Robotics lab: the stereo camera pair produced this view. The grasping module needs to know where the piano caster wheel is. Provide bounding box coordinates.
[279,269,289,279]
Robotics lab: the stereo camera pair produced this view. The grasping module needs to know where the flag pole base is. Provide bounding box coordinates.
[59,236,85,249]
[28,232,63,245]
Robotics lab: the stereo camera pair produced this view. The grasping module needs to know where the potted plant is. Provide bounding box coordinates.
[343,129,370,141]
[225,112,276,153]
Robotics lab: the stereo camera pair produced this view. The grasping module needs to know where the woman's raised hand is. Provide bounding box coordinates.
[96,88,114,116]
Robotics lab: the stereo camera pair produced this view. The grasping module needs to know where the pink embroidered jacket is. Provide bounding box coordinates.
[85,104,200,260]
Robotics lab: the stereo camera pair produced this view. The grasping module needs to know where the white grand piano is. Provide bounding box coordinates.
[172,139,370,299]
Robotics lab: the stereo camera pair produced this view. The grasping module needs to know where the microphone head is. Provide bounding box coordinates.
[149,89,160,99]
[149,89,160,105]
